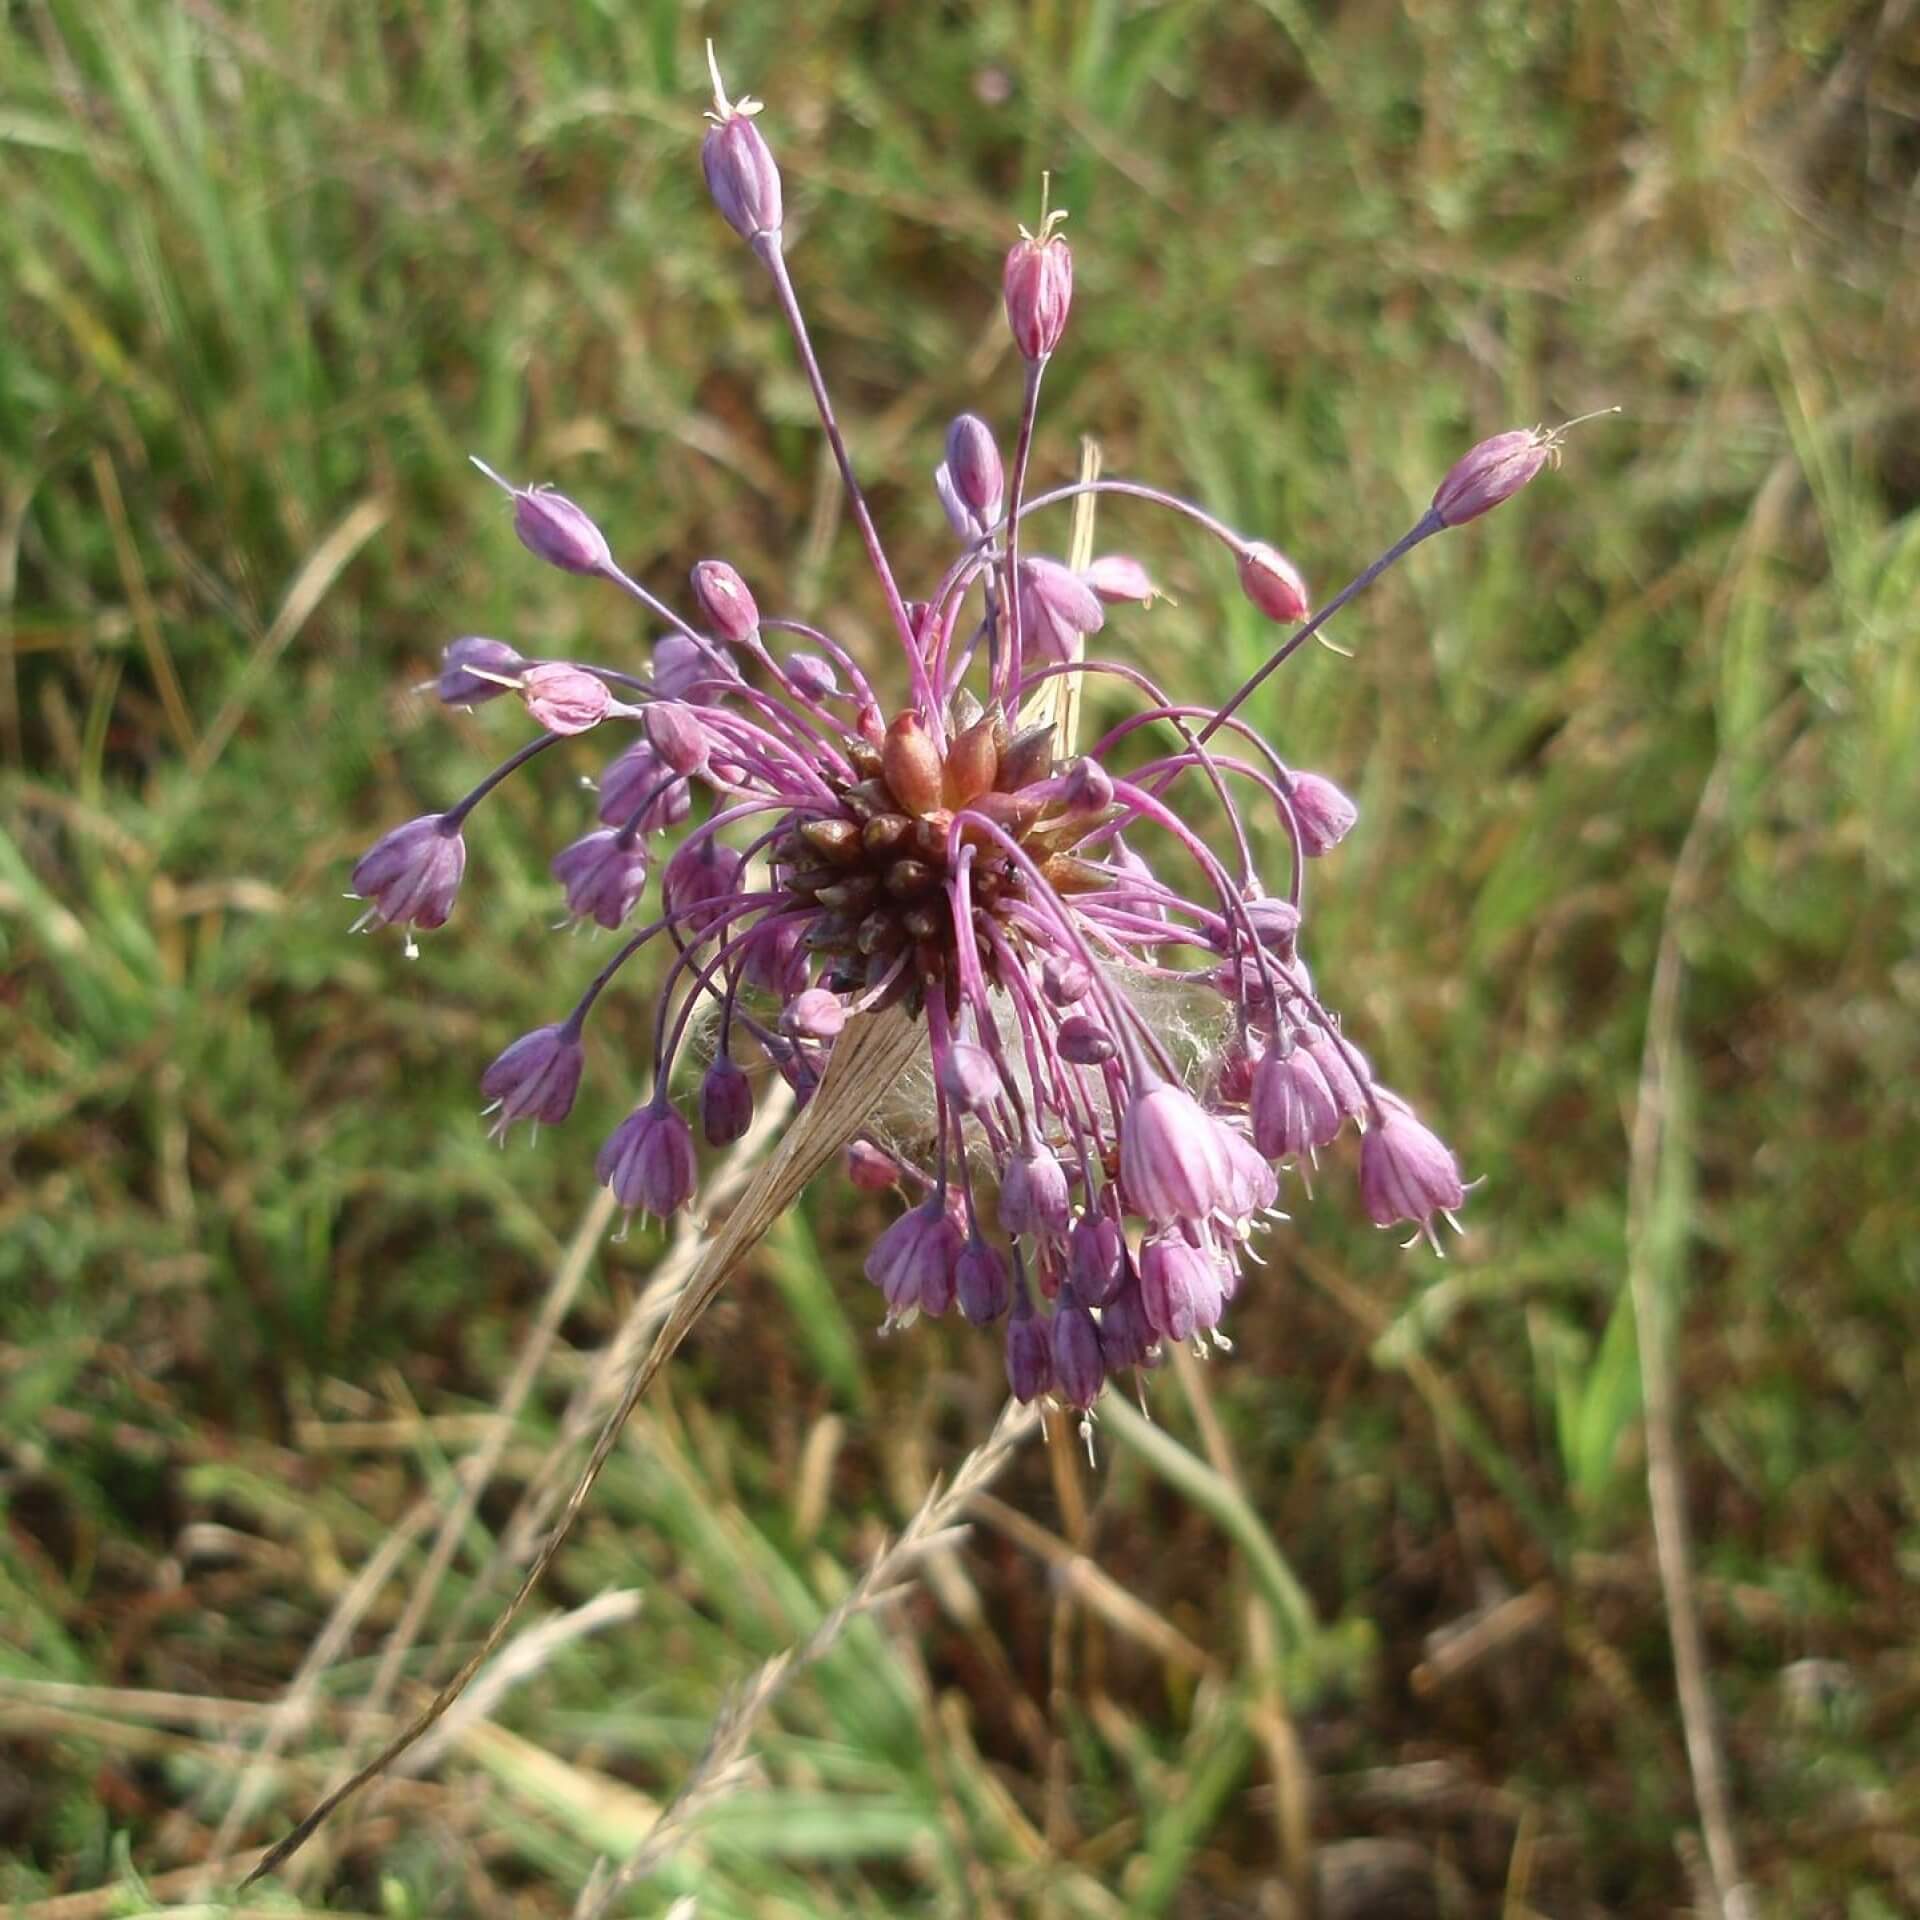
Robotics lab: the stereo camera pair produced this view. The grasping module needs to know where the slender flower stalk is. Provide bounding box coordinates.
[346,53,1584,1419]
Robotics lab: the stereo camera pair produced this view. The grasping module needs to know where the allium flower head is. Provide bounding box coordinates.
[342,57,1575,1415]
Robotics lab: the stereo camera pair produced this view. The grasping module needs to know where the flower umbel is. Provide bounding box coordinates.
[348,56,1584,1417]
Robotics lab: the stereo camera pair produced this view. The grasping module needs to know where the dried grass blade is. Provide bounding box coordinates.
[239,1003,921,1887]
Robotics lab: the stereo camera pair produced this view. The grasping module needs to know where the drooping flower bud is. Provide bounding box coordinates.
[690,559,761,644]
[1251,1047,1342,1161]
[1138,1230,1219,1344]
[1057,1015,1116,1067]
[350,814,467,933]
[662,836,742,935]
[1003,214,1073,363]
[844,1138,901,1192]
[651,634,722,700]
[1236,542,1310,624]
[1016,557,1105,666]
[1004,1287,1054,1402]
[1242,894,1302,954]
[520,662,612,736]
[700,1052,755,1147]
[1081,554,1157,606]
[480,1024,584,1139]
[742,916,810,998]
[598,1100,699,1219]
[597,740,693,833]
[1098,1277,1156,1373]
[1051,1283,1105,1410]
[1358,1097,1467,1244]
[881,710,944,817]
[956,1235,1012,1325]
[550,829,650,931]
[999,1141,1071,1238]
[1431,428,1549,528]
[1220,1126,1279,1219]
[1289,773,1358,856]
[1120,1081,1236,1225]
[781,986,846,1042]
[1301,1026,1370,1120]
[940,1042,1001,1114]
[944,414,1004,526]
[437,635,526,705]
[701,52,782,242]
[1068,1212,1125,1307]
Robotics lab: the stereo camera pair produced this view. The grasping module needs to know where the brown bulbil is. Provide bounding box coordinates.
[800,817,864,864]
[882,711,945,816]
[943,711,1002,807]
[998,720,1057,791]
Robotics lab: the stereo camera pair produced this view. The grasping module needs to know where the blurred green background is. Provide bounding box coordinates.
[3,0,1917,1913]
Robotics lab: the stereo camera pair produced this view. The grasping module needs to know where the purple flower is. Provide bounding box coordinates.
[1120,1082,1236,1226]
[1359,1097,1467,1249]
[700,1053,755,1147]
[1003,215,1073,363]
[865,1200,962,1325]
[1236,542,1310,623]
[956,1236,1012,1325]
[998,1141,1071,1238]
[1016,556,1105,666]
[437,636,526,705]
[597,741,692,833]
[346,61,1558,1378]
[1004,1287,1054,1402]
[701,70,782,241]
[481,1024,584,1140]
[690,560,761,645]
[598,1101,698,1219]
[351,815,466,933]
[1289,773,1357,857]
[1251,1046,1341,1161]
[1051,1284,1105,1410]
[1431,428,1550,527]
[551,830,650,930]
[942,414,1004,528]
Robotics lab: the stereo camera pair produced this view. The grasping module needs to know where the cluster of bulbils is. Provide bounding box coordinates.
[351,51,1560,1417]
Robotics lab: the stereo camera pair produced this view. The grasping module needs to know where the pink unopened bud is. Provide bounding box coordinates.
[644,700,711,776]
[940,1041,1001,1114]
[1042,953,1092,1006]
[865,1200,962,1324]
[1004,1287,1054,1402]
[782,986,846,1042]
[1120,1081,1236,1225]
[1003,213,1073,363]
[1060,756,1114,812]
[1431,428,1550,527]
[701,52,782,242]
[663,835,741,934]
[1082,554,1157,605]
[999,1141,1071,1238]
[1068,1214,1125,1307]
[690,559,761,644]
[520,662,611,736]
[844,1138,902,1192]
[1051,1283,1105,1410]
[1056,1015,1116,1067]
[944,414,1004,526]
[1251,1046,1341,1161]
[1288,772,1357,856]
[956,1235,1012,1326]
[1237,542,1310,624]
[1016,556,1105,666]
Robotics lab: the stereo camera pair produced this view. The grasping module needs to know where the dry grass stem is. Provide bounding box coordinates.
[571,1395,1043,1918]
